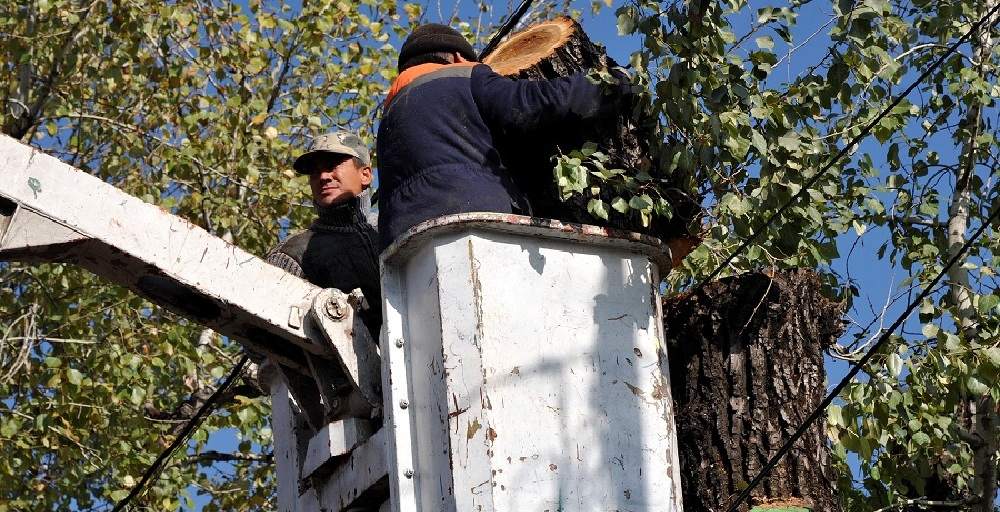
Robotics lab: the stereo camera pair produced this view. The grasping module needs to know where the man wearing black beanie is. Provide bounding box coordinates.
[397,23,478,69]
[376,23,630,250]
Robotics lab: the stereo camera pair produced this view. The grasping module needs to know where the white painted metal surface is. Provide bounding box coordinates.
[380,213,683,512]
[303,418,376,478]
[312,427,389,510]
[0,135,383,421]
[261,362,306,512]
[0,134,324,366]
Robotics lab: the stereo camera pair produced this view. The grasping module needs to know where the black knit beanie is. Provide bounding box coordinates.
[398,24,476,71]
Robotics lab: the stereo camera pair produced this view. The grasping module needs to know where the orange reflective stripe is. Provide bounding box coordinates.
[385,62,477,106]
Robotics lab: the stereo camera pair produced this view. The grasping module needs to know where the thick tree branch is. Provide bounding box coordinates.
[188,450,273,465]
[954,3,998,508]
[5,2,99,140]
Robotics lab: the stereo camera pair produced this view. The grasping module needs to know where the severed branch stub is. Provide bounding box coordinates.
[483,17,701,251]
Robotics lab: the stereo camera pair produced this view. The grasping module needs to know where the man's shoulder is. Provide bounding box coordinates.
[385,63,483,107]
[265,230,312,276]
[267,229,313,259]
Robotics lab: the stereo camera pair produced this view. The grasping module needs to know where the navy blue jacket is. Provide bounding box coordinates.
[376,62,624,250]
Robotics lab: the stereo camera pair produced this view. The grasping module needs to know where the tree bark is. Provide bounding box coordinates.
[953,2,999,508]
[483,17,699,243]
[662,269,844,511]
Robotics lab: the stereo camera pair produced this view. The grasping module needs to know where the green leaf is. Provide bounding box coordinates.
[828,404,844,427]
[921,324,939,338]
[887,143,900,170]
[943,332,960,351]
[130,388,145,406]
[616,8,637,35]
[864,0,890,13]
[755,36,774,50]
[236,407,257,424]
[1,419,18,438]
[587,199,609,221]
[984,347,1000,367]
[777,133,800,151]
[966,376,989,396]
[887,353,902,378]
[628,195,652,211]
[66,368,83,386]
[724,135,751,160]
[852,220,867,236]
[912,432,931,446]
[611,197,629,214]
[757,6,777,23]
[44,357,61,368]
[977,294,999,314]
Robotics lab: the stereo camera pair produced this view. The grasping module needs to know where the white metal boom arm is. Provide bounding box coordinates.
[0,135,381,422]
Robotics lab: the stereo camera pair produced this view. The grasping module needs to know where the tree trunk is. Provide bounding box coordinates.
[483,17,699,243]
[952,2,999,508]
[662,269,844,511]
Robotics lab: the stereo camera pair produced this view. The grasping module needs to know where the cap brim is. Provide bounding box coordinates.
[292,149,363,174]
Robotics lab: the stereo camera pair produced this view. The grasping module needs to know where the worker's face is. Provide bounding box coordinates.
[306,153,372,208]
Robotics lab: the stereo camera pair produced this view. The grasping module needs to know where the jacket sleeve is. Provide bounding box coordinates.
[265,248,304,278]
[470,64,628,135]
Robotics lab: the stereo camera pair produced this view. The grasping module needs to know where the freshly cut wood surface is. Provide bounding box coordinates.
[484,16,610,80]
[483,18,577,76]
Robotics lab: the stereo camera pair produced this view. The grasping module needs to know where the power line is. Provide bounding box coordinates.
[724,203,1000,512]
[111,355,251,512]
[698,0,1000,289]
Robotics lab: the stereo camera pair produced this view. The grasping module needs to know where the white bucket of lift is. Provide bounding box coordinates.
[379,213,682,512]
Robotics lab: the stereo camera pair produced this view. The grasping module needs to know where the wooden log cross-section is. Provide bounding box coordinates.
[483,17,700,246]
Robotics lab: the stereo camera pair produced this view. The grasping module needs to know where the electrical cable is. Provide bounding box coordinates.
[111,354,251,512]
[697,0,1000,290]
[723,203,1000,512]
[478,0,535,60]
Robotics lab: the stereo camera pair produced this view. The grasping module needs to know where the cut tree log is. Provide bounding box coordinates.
[485,17,613,81]
[483,17,700,247]
[662,269,844,512]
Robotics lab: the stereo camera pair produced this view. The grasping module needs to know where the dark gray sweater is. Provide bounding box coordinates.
[266,199,382,339]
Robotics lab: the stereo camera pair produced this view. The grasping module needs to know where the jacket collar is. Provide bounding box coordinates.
[385,62,478,106]
[312,198,367,230]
